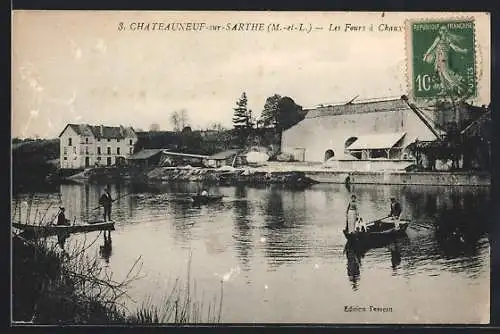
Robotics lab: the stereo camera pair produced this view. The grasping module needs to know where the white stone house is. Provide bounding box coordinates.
[58,124,138,169]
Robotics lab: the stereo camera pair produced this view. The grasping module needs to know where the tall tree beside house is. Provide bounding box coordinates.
[232,92,253,146]
[258,95,305,151]
[260,94,282,128]
[259,94,305,131]
[276,96,305,132]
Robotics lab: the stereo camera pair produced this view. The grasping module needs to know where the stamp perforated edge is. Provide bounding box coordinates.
[403,16,479,104]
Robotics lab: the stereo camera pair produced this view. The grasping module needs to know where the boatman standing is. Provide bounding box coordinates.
[99,186,113,222]
[346,194,359,234]
[389,197,402,219]
[57,207,71,226]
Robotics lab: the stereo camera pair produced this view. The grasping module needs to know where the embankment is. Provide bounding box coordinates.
[145,165,490,187]
[146,166,318,187]
[304,170,491,186]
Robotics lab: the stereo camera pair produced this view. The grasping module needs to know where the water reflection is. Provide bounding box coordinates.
[389,241,402,270]
[12,181,490,322]
[99,231,112,263]
[344,241,362,291]
[232,185,253,272]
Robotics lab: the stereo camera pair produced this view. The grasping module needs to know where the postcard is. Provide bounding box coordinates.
[12,11,491,325]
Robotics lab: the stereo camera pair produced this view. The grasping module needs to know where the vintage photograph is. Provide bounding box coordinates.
[11,11,491,324]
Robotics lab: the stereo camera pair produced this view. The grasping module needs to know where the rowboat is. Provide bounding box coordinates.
[12,221,115,238]
[343,217,410,244]
[190,194,224,205]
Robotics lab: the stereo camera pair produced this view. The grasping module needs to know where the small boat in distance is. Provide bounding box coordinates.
[190,194,224,205]
[12,221,115,238]
[343,217,410,243]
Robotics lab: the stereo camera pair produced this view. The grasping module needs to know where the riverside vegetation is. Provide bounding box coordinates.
[12,197,223,325]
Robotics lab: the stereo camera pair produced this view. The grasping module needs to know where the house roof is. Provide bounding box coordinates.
[127,149,164,160]
[347,132,406,150]
[59,124,136,139]
[305,98,409,119]
[209,149,241,160]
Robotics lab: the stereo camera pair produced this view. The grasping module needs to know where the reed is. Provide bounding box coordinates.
[129,251,224,324]
[12,197,223,324]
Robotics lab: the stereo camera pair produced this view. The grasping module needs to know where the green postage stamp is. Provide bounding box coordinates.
[406,18,477,100]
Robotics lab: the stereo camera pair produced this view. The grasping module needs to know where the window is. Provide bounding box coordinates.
[85,146,89,154]
[107,138,111,142]
[68,138,72,146]
[97,147,101,155]
[129,139,133,145]
[85,137,89,144]
[107,147,111,155]
[73,146,76,154]
[64,157,67,160]
[98,138,101,142]
[117,147,120,155]
[129,147,133,154]
[117,138,120,142]
[63,147,67,154]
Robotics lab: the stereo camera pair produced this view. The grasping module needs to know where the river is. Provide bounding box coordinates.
[12,182,490,324]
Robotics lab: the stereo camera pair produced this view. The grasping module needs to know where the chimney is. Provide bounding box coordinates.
[100,125,104,136]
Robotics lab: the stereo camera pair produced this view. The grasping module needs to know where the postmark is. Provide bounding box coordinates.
[405,18,477,100]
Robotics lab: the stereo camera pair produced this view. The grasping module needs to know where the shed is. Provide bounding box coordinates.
[205,149,243,168]
[127,149,165,168]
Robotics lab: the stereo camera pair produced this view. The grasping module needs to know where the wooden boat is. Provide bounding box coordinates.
[190,194,224,205]
[343,217,410,244]
[12,221,115,238]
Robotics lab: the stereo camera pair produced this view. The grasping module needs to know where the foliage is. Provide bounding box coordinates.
[232,92,254,146]
[275,96,305,132]
[170,110,190,132]
[259,94,282,128]
[259,95,305,133]
[12,138,60,191]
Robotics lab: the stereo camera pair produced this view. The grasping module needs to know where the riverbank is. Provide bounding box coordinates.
[144,163,490,186]
[12,232,223,325]
[57,162,491,187]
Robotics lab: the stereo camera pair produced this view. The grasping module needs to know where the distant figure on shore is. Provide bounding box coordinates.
[57,207,70,226]
[99,187,113,222]
[346,195,359,234]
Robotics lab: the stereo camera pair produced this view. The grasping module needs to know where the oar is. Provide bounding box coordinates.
[368,215,391,225]
[91,191,133,211]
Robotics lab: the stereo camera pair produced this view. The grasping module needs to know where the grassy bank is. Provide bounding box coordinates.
[12,201,223,325]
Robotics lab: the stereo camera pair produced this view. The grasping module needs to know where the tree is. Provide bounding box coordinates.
[209,122,226,132]
[276,96,304,132]
[149,123,160,132]
[259,94,304,132]
[232,92,250,129]
[179,126,202,153]
[232,92,254,146]
[259,94,282,128]
[170,109,189,132]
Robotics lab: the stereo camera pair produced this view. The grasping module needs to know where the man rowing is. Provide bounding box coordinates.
[389,197,402,219]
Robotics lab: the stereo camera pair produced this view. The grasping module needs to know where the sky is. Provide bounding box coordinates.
[12,11,490,139]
